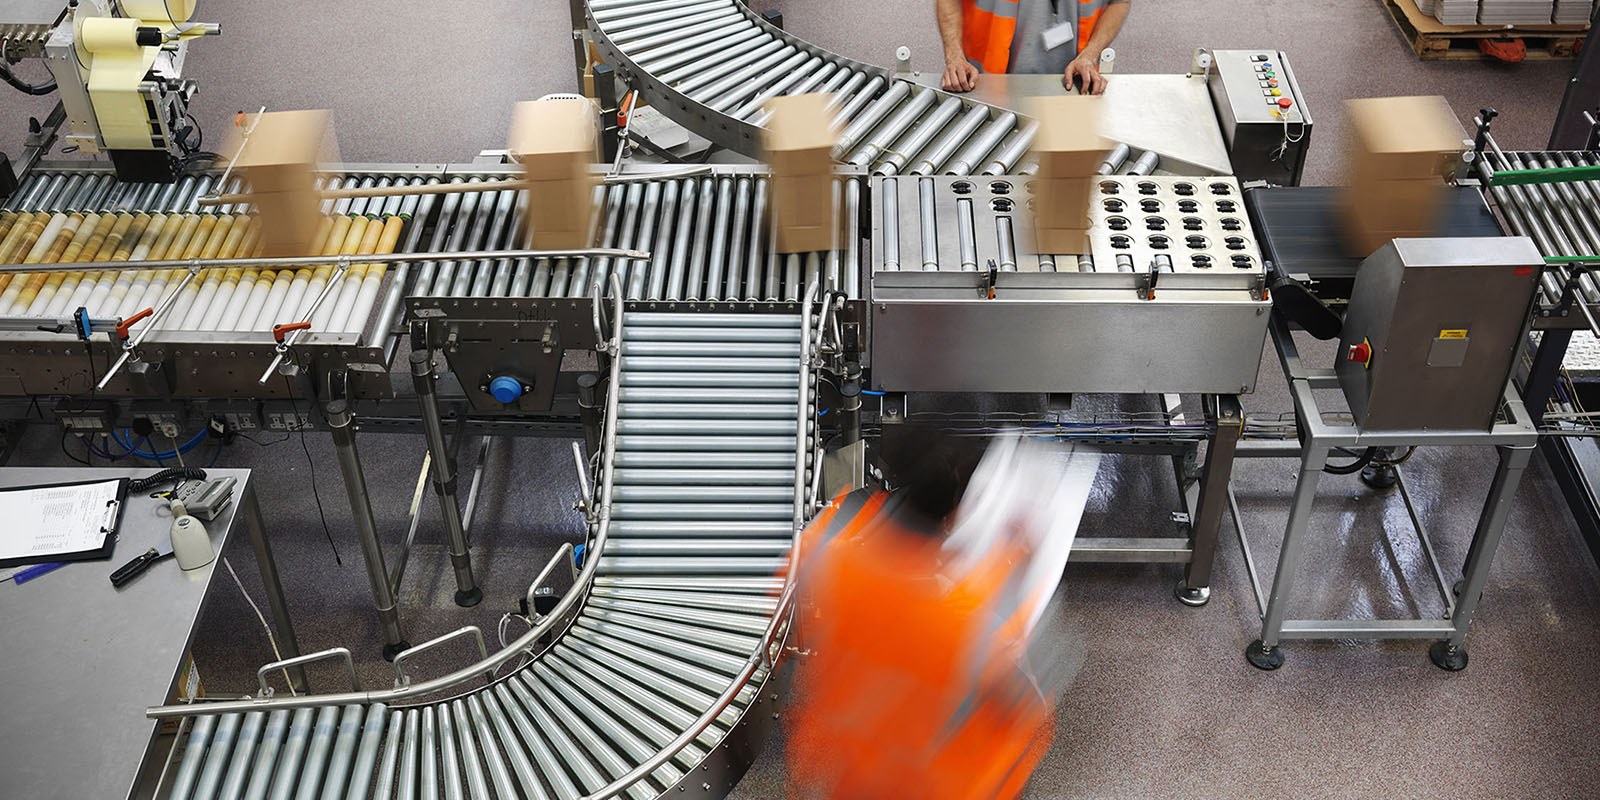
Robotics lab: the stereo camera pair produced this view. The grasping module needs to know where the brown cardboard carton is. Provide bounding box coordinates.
[527,174,598,250]
[1340,199,1443,257]
[777,224,834,253]
[1035,227,1094,256]
[1029,96,1112,176]
[762,94,838,176]
[1346,96,1466,180]
[225,110,337,177]
[252,191,323,257]
[1033,177,1096,226]
[509,99,599,181]
[764,95,840,253]
[224,110,336,257]
[1344,177,1445,232]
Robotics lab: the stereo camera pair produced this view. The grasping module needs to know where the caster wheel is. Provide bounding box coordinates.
[1360,462,1398,490]
[455,586,484,608]
[1246,639,1284,671]
[1174,580,1211,607]
[1429,641,1469,672]
[381,640,412,662]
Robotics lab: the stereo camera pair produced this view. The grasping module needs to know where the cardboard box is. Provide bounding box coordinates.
[1340,200,1443,257]
[1346,96,1466,180]
[1030,96,1112,176]
[1035,227,1094,256]
[1344,177,1445,232]
[509,99,599,181]
[763,95,840,253]
[224,110,336,257]
[1033,177,1096,226]
[762,94,838,176]
[252,191,323,257]
[527,175,598,250]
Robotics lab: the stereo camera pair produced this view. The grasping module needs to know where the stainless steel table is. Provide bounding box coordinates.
[0,467,302,800]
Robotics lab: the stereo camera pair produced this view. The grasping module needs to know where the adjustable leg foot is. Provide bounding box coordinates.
[381,640,411,662]
[1429,641,1469,672]
[1246,639,1285,671]
[454,586,484,608]
[1360,462,1398,490]
[1174,580,1211,607]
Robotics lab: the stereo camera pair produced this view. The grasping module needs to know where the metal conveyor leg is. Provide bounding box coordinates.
[327,400,410,660]
[410,349,484,608]
[1177,395,1241,607]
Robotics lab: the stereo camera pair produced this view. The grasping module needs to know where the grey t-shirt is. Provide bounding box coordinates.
[1007,0,1076,74]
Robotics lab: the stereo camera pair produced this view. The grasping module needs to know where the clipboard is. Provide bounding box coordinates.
[0,476,130,568]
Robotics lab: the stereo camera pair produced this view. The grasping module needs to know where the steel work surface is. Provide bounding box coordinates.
[0,467,250,800]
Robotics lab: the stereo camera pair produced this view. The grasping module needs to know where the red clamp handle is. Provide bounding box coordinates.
[115,308,154,341]
[273,321,313,344]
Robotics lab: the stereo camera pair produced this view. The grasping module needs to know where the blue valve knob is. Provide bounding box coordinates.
[488,376,525,404]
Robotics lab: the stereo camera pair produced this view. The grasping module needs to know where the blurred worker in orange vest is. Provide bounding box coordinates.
[785,432,1056,800]
[936,0,1131,95]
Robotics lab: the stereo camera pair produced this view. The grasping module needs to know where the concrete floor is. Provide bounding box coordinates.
[4,1,1600,798]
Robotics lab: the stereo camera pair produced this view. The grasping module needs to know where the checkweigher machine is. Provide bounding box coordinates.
[0,0,1562,795]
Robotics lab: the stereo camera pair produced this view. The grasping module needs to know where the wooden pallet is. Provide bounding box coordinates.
[1382,0,1588,60]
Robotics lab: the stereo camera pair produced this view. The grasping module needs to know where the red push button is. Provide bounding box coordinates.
[1278,97,1294,110]
[1347,338,1373,368]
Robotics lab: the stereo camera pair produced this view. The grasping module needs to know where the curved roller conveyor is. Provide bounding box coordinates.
[146,288,822,800]
[585,0,1047,176]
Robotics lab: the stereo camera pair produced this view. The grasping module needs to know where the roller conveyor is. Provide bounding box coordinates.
[151,306,815,800]
[585,0,1041,176]
[1477,150,1600,317]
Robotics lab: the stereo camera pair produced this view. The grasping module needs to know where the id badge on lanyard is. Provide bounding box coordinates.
[1041,0,1076,51]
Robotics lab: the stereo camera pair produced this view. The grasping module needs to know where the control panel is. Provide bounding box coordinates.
[1206,49,1313,186]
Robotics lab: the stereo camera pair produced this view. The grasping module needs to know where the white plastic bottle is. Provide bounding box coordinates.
[170,500,215,570]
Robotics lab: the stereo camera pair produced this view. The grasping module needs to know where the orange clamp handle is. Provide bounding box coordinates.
[115,308,154,341]
[273,321,313,343]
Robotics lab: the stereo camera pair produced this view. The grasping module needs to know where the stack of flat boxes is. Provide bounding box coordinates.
[764,94,838,254]
[1030,96,1111,255]
[1342,96,1465,257]
[509,99,599,250]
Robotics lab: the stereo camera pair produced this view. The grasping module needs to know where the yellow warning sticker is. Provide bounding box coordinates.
[1439,329,1468,339]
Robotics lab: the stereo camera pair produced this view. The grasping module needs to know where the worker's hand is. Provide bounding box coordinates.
[1065,51,1108,95]
[942,59,979,93]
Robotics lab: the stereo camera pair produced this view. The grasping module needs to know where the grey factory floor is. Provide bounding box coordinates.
[4,1,1600,798]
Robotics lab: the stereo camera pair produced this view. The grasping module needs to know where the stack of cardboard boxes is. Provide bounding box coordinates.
[509,99,600,250]
[226,109,336,257]
[1342,95,1466,256]
[1030,96,1112,255]
[763,94,838,254]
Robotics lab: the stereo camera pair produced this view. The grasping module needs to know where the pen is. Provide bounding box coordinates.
[12,562,67,585]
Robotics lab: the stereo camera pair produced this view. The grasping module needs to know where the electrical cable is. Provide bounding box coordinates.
[284,376,342,565]
[1323,447,1376,475]
[222,557,293,695]
[112,428,206,460]
[59,430,92,466]
[129,467,207,493]
[0,61,56,96]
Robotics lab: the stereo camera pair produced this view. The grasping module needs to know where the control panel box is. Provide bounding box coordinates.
[1207,49,1312,186]
[1337,238,1542,433]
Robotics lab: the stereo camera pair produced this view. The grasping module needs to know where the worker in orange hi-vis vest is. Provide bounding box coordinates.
[785,431,1068,800]
[935,0,1131,95]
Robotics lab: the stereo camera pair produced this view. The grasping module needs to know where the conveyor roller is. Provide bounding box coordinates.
[151,305,814,799]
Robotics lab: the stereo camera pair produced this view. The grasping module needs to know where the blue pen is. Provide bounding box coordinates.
[12,562,67,585]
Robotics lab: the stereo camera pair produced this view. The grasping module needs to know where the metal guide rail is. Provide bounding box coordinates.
[146,297,820,800]
[1474,149,1600,333]
[586,0,1049,176]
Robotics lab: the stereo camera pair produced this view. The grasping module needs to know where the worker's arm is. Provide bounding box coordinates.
[937,0,978,92]
[1064,0,1130,96]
